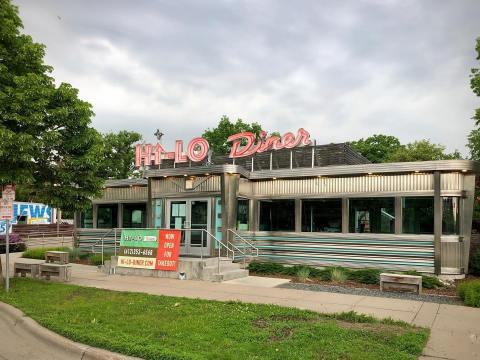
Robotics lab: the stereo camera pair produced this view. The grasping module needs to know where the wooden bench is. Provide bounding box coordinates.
[14,259,45,278]
[39,263,72,282]
[45,251,69,265]
[380,273,422,294]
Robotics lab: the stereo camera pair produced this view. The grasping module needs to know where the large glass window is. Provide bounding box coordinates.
[123,203,147,228]
[402,197,434,234]
[443,197,460,235]
[259,200,295,231]
[80,207,93,228]
[302,199,342,232]
[349,198,395,234]
[237,199,249,231]
[96,204,118,228]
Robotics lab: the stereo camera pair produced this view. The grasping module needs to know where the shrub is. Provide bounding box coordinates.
[330,267,348,283]
[68,247,81,261]
[348,269,381,285]
[0,234,26,253]
[469,249,480,276]
[89,254,111,266]
[296,267,310,283]
[22,247,70,260]
[404,270,444,289]
[457,280,480,307]
[248,261,285,274]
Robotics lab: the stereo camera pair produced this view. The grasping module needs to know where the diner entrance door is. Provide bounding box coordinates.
[167,199,211,256]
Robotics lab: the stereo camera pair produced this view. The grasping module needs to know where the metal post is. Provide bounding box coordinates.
[5,219,10,292]
[270,152,273,170]
[311,143,315,168]
[114,228,117,256]
[290,150,293,169]
[101,235,104,266]
[201,231,203,261]
[251,156,254,172]
[434,171,442,275]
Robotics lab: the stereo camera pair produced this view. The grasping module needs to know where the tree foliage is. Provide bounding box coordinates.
[101,131,142,179]
[387,140,461,162]
[467,37,480,160]
[0,0,104,211]
[202,115,263,155]
[349,135,401,163]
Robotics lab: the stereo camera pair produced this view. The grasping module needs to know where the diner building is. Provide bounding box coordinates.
[76,134,478,276]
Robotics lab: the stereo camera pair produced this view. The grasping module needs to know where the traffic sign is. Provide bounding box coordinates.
[0,198,13,220]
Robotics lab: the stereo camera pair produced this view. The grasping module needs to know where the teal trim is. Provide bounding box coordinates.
[254,245,433,257]
[236,236,433,247]
[256,254,433,267]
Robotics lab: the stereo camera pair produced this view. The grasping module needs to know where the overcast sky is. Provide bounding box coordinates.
[14,0,480,154]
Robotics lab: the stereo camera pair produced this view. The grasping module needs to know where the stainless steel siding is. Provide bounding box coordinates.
[97,187,148,201]
[151,176,221,197]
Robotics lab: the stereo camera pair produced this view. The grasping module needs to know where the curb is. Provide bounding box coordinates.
[0,301,142,360]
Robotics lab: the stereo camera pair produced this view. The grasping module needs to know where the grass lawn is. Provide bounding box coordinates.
[0,278,429,360]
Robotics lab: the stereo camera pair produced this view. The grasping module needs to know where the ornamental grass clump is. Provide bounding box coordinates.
[457,280,480,307]
[330,267,348,283]
[296,267,311,283]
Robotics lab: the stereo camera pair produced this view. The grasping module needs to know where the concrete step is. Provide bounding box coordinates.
[210,269,249,282]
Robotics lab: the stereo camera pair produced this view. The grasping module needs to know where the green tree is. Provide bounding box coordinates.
[387,140,461,162]
[349,135,401,163]
[467,37,480,160]
[0,0,104,212]
[101,131,142,179]
[202,115,263,155]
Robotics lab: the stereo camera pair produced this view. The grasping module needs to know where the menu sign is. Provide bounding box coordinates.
[118,229,181,271]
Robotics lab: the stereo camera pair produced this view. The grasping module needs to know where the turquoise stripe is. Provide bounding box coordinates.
[253,245,433,257]
[255,254,433,267]
[236,236,433,247]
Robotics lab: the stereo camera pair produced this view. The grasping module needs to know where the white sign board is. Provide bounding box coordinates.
[2,185,15,202]
[0,198,13,220]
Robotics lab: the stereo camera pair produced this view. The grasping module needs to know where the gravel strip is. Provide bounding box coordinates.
[277,282,463,305]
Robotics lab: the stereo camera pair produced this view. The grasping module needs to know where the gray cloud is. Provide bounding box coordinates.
[13,0,480,153]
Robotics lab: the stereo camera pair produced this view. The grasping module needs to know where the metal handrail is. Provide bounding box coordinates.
[90,228,115,265]
[227,229,259,256]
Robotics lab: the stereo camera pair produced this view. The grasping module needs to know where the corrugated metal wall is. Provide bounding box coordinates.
[235,233,434,272]
[151,176,221,197]
[97,186,147,201]
[239,173,462,197]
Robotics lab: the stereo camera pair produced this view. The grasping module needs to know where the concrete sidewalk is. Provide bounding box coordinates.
[1,256,479,359]
[67,264,479,360]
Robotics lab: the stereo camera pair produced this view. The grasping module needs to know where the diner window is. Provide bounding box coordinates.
[259,200,295,231]
[96,204,118,228]
[443,197,460,235]
[80,207,93,228]
[402,197,434,234]
[123,203,147,228]
[349,198,395,234]
[302,199,342,232]
[237,199,249,231]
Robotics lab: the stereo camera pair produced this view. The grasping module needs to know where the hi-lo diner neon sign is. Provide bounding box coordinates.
[134,128,311,167]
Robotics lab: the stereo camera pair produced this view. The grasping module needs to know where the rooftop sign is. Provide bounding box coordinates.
[134,128,311,167]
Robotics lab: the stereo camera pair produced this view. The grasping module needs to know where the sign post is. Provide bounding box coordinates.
[1,185,15,292]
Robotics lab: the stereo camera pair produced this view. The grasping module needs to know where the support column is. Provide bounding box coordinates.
[434,171,442,275]
[295,199,302,232]
[395,196,402,235]
[92,204,98,229]
[249,198,258,231]
[147,177,153,228]
[462,174,475,273]
[341,198,349,233]
[221,173,240,247]
[117,203,123,228]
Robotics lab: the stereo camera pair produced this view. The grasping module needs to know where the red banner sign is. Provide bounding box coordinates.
[156,230,181,271]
